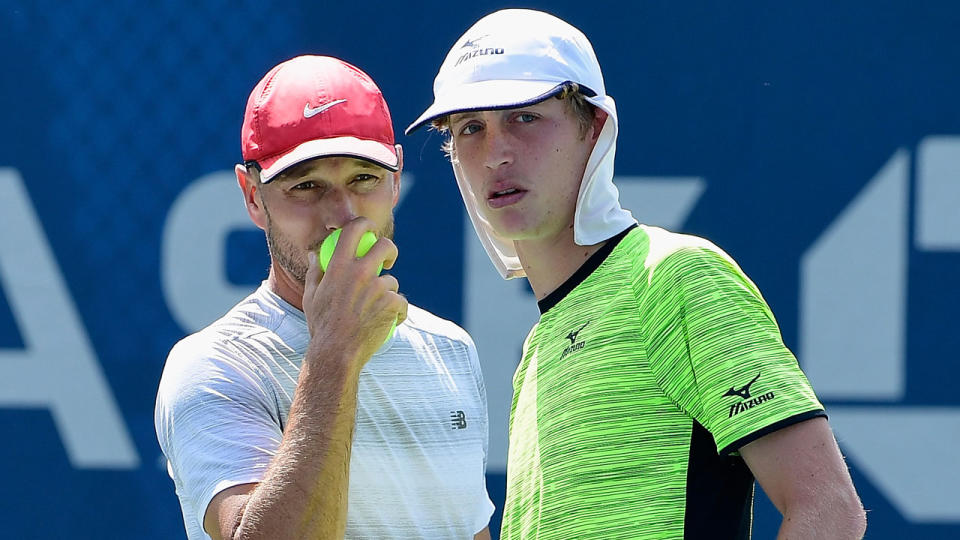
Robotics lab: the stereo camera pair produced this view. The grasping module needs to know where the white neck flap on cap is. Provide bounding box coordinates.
[452,93,636,280]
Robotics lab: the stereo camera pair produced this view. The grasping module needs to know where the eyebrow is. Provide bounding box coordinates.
[273,158,383,183]
[450,112,481,125]
[351,160,381,171]
[273,164,317,183]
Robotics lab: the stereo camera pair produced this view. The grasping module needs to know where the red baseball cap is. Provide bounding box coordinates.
[241,55,399,182]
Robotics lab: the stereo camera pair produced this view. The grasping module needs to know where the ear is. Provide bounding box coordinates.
[589,107,609,143]
[236,163,267,231]
[391,144,404,207]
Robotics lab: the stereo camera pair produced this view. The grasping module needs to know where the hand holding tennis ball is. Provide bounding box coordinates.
[318,229,381,273]
[318,228,396,342]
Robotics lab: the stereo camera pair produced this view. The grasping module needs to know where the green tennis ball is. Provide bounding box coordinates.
[317,229,396,342]
[318,229,381,273]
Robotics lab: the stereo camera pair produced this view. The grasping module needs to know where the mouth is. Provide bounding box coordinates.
[487,186,527,209]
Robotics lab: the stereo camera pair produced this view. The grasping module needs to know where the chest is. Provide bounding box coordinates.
[267,337,485,448]
[511,290,683,460]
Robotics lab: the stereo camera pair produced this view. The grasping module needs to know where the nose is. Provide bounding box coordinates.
[481,123,514,170]
[324,189,359,231]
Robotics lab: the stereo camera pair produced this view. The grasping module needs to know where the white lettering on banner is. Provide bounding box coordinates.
[465,176,706,471]
[802,150,909,400]
[162,171,257,332]
[801,138,960,522]
[916,137,960,250]
[0,168,139,469]
[162,171,415,333]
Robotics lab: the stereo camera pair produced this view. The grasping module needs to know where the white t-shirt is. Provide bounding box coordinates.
[155,284,494,539]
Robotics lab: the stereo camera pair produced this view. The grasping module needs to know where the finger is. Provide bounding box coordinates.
[304,249,321,287]
[327,217,376,270]
[378,273,399,294]
[394,293,409,325]
[359,275,400,313]
[365,236,399,271]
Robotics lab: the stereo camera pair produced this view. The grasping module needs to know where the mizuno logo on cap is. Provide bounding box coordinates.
[303,99,347,118]
[454,46,505,67]
[461,34,488,48]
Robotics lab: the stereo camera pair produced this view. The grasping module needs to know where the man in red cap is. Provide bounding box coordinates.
[156,55,494,540]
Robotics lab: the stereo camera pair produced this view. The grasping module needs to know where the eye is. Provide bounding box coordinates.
[458,122,482,136]
[515,112,538,124]
[351,174,382,190]
[291,180,317,190]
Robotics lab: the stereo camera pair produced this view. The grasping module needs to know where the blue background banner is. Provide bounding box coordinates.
[2,1,958,537]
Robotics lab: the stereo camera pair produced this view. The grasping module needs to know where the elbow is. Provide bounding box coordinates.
[783,488,866,539]
[820,489,867,539]
[846,498,868,539]
[835,484,867,539]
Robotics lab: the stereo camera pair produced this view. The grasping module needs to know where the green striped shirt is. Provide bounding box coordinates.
[501,224,824,540]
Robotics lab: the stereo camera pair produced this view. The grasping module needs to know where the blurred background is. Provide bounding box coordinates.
[2,0,958,538]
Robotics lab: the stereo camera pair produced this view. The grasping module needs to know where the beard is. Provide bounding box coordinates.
[264,207,395,284]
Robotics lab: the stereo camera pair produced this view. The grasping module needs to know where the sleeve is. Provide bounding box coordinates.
[154,335,283,532]
[463,331,497,532]
[640,245,825,456]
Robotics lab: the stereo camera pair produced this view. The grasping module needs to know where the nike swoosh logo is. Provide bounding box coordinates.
[303,99,347,118]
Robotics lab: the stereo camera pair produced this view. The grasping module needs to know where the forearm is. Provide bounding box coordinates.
[775,498,866,540]
[742,418,866,540]
[233,347,362,539]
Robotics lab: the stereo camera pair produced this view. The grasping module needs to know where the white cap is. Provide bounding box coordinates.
[409,9,636,279]
[405,9,606,134]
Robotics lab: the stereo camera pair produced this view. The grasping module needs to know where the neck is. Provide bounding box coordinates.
[515,225,608,300]
[267,264,306,312]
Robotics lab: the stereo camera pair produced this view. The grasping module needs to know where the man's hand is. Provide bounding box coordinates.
[303,217,408,366]
[204,218,409,540]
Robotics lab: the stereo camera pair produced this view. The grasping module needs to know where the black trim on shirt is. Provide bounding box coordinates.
[684,420,754,539]
[719,409,828,456]
[537,224,638,314]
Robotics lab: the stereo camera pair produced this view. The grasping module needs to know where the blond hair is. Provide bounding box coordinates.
[431,82,596,158]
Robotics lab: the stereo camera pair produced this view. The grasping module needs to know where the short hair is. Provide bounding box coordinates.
[244,162,264,184]
[430,82,597,158]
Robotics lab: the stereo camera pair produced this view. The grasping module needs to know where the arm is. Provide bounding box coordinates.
[740,417,866,540]
[205,221,407,540]
[474,526,491,540]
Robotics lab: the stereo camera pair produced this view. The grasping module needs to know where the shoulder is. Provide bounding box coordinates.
[157,292,284,410]
[401,304,476,350]
[157,330,258,413]
[637,225,730,266]
[630,225,745,283]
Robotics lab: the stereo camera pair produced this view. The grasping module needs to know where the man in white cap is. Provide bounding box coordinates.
[156,55,494,540]
[408,9,865,540]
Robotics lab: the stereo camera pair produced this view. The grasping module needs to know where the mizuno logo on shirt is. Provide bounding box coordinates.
[560,322,589,359]
[566,322,589,345]
[724,372,761,400]
[724,372,776,417]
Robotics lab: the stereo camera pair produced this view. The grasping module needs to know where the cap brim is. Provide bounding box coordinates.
[405,79,571,135]
[259,137,399,182]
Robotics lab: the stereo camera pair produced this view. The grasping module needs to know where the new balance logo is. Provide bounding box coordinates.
[724,372,776,417]
[560,321,589,359]
[450,410,467,429]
